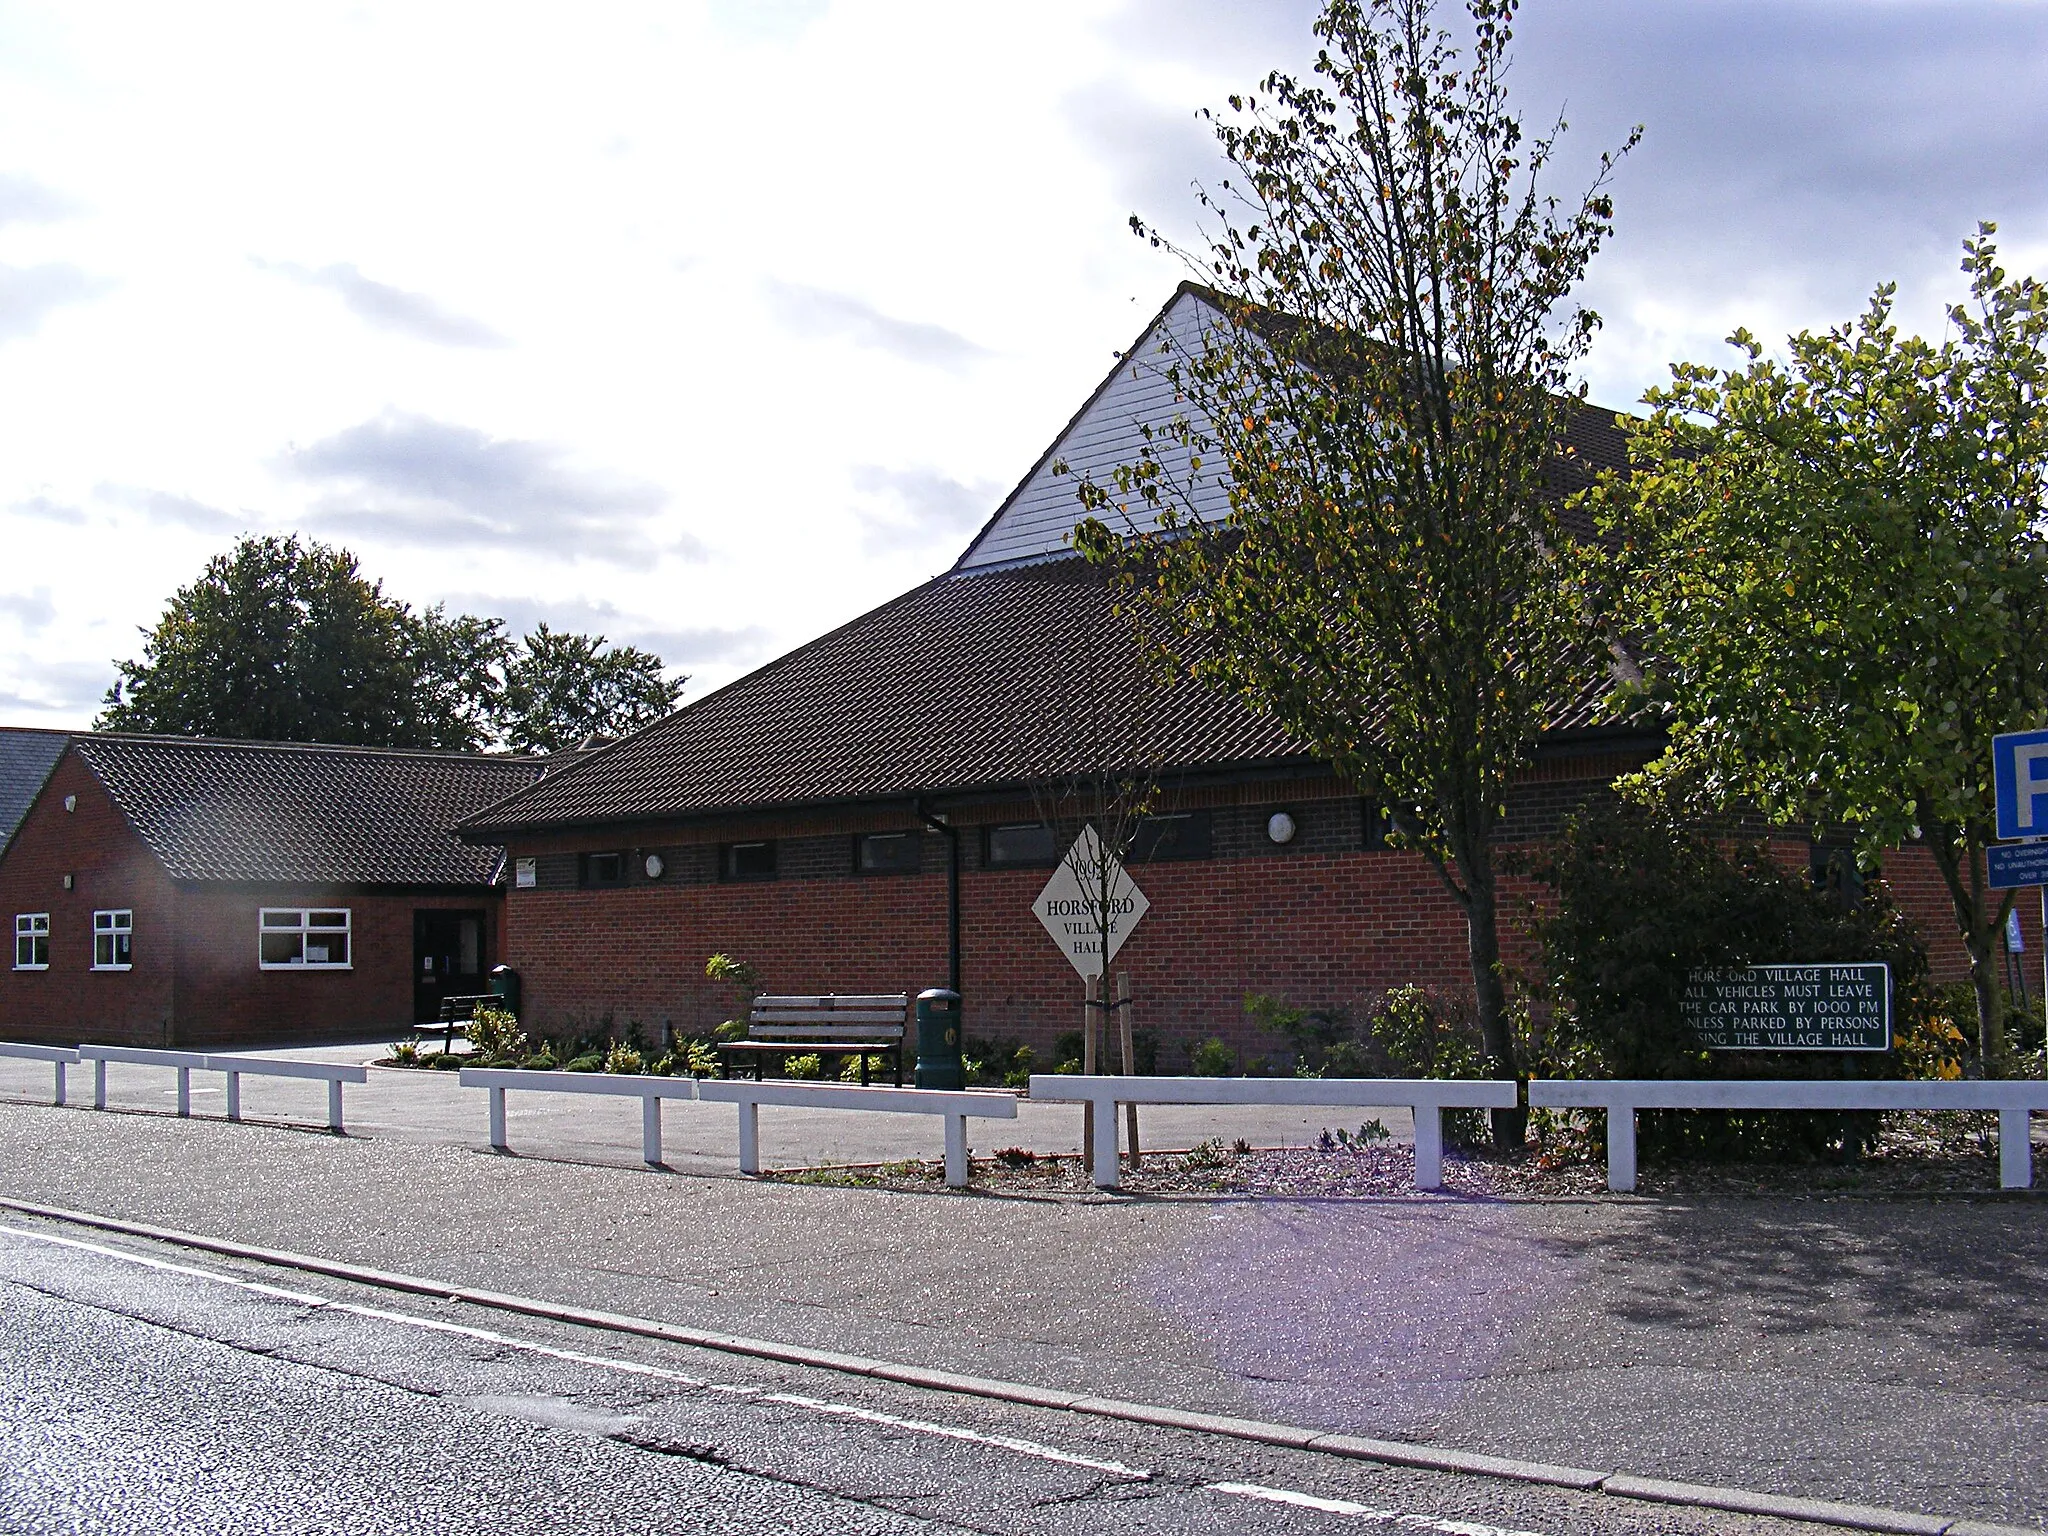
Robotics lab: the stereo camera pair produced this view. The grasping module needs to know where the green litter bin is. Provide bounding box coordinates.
[914,987,963,1090]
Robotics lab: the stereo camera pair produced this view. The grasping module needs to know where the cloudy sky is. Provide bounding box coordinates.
[1,0,2043,726]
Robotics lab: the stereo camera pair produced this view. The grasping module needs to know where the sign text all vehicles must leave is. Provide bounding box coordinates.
[1680,963,1891,1051]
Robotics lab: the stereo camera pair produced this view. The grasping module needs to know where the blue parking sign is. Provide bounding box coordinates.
[1994,728,2048,842]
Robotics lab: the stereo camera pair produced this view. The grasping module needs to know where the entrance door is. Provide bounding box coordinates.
[414,909,487,1024]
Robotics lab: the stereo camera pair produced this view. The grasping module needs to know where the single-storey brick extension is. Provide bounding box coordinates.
[0,730,539,1047]
[459,286,1997,1059]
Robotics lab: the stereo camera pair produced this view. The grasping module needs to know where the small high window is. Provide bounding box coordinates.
[1131,811,1212,862]
[855,832,921,875]
[985,822,1059,868]
[13,913,49,971]
[722,841,777,882]
[92,910,133,970]
[259,909,352,969]
[1363,804,1398,850]
[580,851,626,888]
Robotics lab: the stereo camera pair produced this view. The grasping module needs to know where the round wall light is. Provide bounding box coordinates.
[643,853,666,880]
[1266,811,1297,845]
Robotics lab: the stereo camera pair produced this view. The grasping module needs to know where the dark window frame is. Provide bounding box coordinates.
[721,840,778,883]
[1362,803,1397,851]
[854,831,921,876]
[984,821,1059,869]
[1131,810,1212,862]
[580,851,627,889]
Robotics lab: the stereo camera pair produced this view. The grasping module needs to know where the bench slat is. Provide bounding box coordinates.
[752,994,907,1010]
[748,1013,906,1027]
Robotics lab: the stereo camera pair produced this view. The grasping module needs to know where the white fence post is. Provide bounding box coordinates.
[52,1059,66,1107]
[1412,1106,1443,1191]
[175,1066,189,1117]
[642,1094,662,1165]
[224,1071,241,1122]
[94,1058,106,1110]
[488,1085,507,1150]
[1609,1102,1638,1193]
[737,1099,760,1175]
[2001,1106,2033,1190]
[944,1114,968,1189]
[326,1078,344,1133]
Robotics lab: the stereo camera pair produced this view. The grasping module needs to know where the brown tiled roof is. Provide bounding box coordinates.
[462,558,1617,837]
[0,727,71,855]
[76,734,543,885]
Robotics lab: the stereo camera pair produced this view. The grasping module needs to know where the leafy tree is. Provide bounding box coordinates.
[98,534,508,750]
[101,534,685,754]
[496,622,684,754]
[1597,229,2048,1067]
[1069,0,1636,1135]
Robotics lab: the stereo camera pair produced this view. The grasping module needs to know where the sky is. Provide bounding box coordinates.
[1,0,2044,728]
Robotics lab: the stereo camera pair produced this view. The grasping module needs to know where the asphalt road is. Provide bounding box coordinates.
[0,1088,2041,1528]
[0,1220,1890,1536]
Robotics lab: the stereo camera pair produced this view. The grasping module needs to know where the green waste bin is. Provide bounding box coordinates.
[489,964,521,1018]
[915,988,963,1090]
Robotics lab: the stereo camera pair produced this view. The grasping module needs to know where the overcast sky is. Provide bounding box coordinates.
[2,0,2043,728]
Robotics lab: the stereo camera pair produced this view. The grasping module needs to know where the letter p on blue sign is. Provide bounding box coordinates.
[1994,729,2048,841]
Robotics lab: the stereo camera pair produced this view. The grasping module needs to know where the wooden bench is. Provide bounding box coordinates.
[416,992,498,1054]
[717,994,908,1086]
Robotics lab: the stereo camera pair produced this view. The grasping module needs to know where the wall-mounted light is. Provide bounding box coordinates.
[1267,811,1297,845]
[62,795,76,813]
[644,853,666,880]
[62,874,74,890]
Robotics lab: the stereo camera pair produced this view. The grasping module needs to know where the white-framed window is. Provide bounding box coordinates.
[13,913,49,971]
[92,910,133,970]
[259,908,352,969]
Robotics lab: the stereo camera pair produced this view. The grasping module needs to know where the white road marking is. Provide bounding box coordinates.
[763,1392,1150,1479]
[0,1223,1151,1481]
[1208,1481,1544,1536]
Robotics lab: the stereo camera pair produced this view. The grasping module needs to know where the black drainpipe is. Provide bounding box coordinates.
[917,801,962,999]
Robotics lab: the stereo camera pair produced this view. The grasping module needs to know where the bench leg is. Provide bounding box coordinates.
[327,1079,344,1134]
[859,1051,870,1088]
[488,1085,508,1151]
[176,1067,190,1118]
[2001,1106,2032,1189]
[737,1100,760,1175]
[94,1059,106,1111]
[1608,1106,1638,1193]
[944,1115,967,1188]
[1413,1108,1443,1191]
[1091,1098,1120,1189]
[226,1072,241,1123]
[52,1061,65,1108]
[642,1095,662,1165]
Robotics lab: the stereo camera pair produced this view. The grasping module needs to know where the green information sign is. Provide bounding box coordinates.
[1681,963,1891,1051]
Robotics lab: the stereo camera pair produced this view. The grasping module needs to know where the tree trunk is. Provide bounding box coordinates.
[1922,817,2007,1071]
[1457,831,1526,1153]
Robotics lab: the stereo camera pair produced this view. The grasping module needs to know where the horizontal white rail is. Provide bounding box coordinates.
[458,1067,700,1165]
[1028,1075,1521,1191]
[80,1044,208,1116]
[695,1079,1019,1188]
[0,1042,81,1106]
[206,1054,368,1132]
[1527,1078,2048,1191]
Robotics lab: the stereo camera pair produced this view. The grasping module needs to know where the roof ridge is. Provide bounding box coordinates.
[80,731,541,764]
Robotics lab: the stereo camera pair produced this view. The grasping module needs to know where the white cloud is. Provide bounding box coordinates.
[252,258,509,348]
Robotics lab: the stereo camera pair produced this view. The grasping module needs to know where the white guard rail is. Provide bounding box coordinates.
[1027,1075,1521,1191]
[694,1079,1020,1188]
[79,1045,206,1116]
[1528,1078,2048,1191]
[459,1067,700,1164]
[205,1053,368,1132]
[0,1043,82,1106]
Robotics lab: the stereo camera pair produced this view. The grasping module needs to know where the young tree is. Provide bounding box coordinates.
[495,622,684,754]
[99,534,510,750]
[1069,0,1635,1134]
[1597,229,2048,1066]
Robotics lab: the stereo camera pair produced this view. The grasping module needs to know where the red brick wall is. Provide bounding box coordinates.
[500,791,2017,1061]
[0,747,503,1048]
[0,750,177,1046]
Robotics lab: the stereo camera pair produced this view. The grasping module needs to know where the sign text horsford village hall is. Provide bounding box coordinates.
[1680,964,1891,1052]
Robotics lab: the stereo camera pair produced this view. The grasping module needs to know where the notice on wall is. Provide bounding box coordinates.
[1033,825,1150,981]
[1681,963,1891,1051]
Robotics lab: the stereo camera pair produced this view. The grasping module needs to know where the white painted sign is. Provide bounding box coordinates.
[1033,825,1150,980]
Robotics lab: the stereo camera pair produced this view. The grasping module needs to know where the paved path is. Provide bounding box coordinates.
[0,1092,2040,1527]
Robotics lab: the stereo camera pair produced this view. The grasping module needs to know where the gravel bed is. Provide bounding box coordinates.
[768,1110,2031,1199]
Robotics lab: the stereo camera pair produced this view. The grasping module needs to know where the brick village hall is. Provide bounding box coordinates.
[0,286,1998,1053]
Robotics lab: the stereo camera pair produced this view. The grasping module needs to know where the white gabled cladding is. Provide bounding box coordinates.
[953,286,1236,572]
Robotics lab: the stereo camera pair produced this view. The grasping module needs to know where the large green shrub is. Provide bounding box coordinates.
[1523,803,1950,1160]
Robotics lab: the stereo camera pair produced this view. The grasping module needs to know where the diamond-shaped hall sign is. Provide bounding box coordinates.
[1033,824,1150,980]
